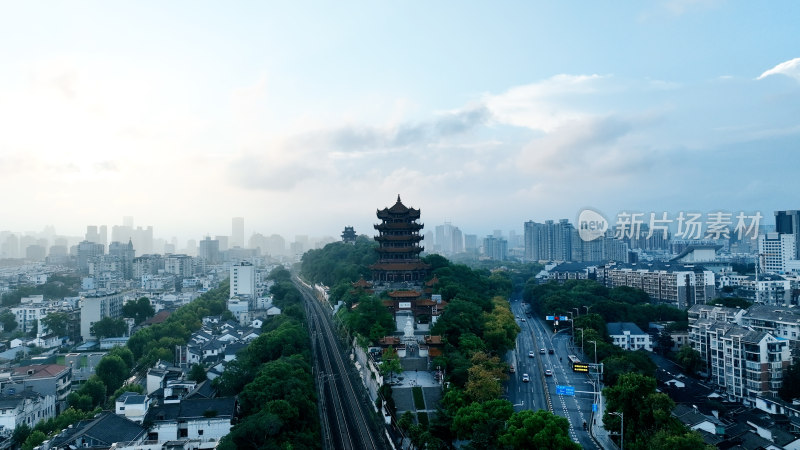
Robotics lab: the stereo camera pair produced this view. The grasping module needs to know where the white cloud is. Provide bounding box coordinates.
[484,74,608,132]
[758,57,800,82]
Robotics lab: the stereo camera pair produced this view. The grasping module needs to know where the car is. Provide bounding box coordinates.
[545,369,553,376]
[509,365,515,373]
[540,348,546,354]
[522,373,530,382]
[528,351,535,358]
[548,349,554,355]
[521,318,526,322]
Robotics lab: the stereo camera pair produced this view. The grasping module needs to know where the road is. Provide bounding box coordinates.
[296,279,389,450]
[507,298,601,449]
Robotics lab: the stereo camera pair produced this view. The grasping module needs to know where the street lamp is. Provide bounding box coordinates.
[583,305,591,314]
[576,328,584,353]
[609,411,623,450]
[573,307,580,317]
[588,340,598,365]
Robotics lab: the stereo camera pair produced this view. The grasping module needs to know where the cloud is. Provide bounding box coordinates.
[484,74,609,132]
[229,149,317,191]
[758,57,800,82]
[325,105,491,152]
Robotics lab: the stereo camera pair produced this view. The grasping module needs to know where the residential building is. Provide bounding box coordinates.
[49,411,146,450]
[597,262,716,309]
[230,261,256,299]
[482,235,507,261]
[144,397,237,445]
[0,390,56,431]
[198,237,220,265]
[758,232,796,274]
[607,322,653,351]
[10,304,47,334]
[80,291,124,341]
[775,210,800,259]
[6,364,72,414]
[76,241,105,275]
[164,254,195,277]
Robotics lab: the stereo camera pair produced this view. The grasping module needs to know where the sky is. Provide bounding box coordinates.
[1,1,799,244]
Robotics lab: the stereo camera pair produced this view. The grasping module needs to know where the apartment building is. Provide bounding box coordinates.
[80,290,124,341]
[597,262,716,309]
[607,322,652,351]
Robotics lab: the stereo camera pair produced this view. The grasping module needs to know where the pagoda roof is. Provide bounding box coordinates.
[428,347,443,357]
[351,278,373,288]
[375,235,423,241]
[374,222,424,230]
[382,299,395,308]
[370,262,432,271]
[417,299,437,306]
[388,290,422,298]
[376,195,420,218]
[379,336,401,346]
[425,335,443,345]
[376,246,423,253]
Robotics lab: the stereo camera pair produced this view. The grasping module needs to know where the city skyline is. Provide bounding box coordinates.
[1,2,799,240]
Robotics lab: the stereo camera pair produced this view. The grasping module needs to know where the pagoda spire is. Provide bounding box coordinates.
[397,194,401,203]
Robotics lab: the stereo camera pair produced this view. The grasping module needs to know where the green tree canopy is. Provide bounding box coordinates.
[122,297,155,324]
[90,317,127,339]
[498,409,581,450]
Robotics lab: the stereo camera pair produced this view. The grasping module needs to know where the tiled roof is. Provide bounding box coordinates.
[13,364,68,378]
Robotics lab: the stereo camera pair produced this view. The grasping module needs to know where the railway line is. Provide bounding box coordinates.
[296,279,388,450]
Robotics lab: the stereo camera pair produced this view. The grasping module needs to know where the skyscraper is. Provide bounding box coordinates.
[775,210,800,259]
[232,217,244,248]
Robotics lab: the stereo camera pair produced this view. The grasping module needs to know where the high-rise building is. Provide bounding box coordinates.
[758,232,795,274]
[76,241,105,275]
[232,217,245,248]
[524,219,574,262]
[80,291,124,341]
[774,210,800,259]
[108,240,135,279]
[230,261,256,299]
[198,237,220,264]
[215,235,229,252]
[482,236,508,260]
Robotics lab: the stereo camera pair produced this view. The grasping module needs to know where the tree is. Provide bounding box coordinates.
[451,399,514,445]
[91,317,128,339]
[41,311,69,336]
[380,347,403,383]
[11,423,31,447]
[780,359,800,402]
[123,297,155,324]
[675,345,703,376]
[95,355,129,395]
[498,409,581,450]
[188,364,207,382]
[648,429,714,450]
[21,430,47,450]
[653,329,675,355]
[0,311,17,332]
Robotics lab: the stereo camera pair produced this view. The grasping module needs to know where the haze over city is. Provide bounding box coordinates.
[1,2,799,242]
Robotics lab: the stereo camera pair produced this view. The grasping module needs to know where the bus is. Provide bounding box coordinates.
[568,354,589,373]
[567,355,581,369]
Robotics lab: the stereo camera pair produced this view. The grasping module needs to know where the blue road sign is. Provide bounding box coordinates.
[556,385,575,396]
[559,315,569,321]
[546,315,555,320]
[592,403,598,412]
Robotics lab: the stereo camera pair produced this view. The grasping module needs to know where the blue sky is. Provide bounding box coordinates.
[1,1,799,243]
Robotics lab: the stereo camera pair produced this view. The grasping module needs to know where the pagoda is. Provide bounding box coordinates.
[370,195,431,284]
[341,226,357,244]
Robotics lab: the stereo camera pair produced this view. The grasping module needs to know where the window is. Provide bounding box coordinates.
[198,430,204,436]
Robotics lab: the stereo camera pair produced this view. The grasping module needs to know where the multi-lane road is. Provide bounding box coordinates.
[506,298,601,449]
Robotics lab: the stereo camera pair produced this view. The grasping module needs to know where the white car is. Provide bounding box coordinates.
[528,351,535,358]
[545,369,553,377]
[522,373,530,382]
